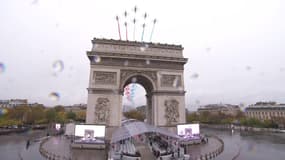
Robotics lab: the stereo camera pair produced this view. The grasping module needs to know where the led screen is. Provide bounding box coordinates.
[177,124,200,136]
[55,123,61,130]
[75,124,105,138]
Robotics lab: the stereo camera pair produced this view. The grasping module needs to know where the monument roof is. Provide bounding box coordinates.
[92,38,183,50]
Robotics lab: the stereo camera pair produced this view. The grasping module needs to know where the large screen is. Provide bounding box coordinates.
[177,124,200,136]
[75,125,105,138]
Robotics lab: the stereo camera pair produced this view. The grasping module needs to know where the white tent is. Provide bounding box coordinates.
[111,121,180,143]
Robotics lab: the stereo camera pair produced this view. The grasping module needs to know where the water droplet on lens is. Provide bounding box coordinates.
[280,68,285,72]
[0,62,6,74]
[146,60,150,65]
[246,66,251,71]
[31,0,39,5]
[124,60,129,66]
[206,47,211,52]
[172,76,179,87]
[0,108,8,116]
[49,92,60,101]
[140,47,145,52]
[190,73,199,79]
[195,100,200,105]
[92,55,101,63]
[52,60,64,73]
[131,77,137,83]
[52,73,58,77]
[178,86,183,91]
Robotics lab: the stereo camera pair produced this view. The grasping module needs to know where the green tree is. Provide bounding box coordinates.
[56,111,67,123]
[66,111,76,120]
[54,105,65,112]
[123,109,145,121]
[186,112,199,123]
[46,108,56,123]
[76,111,86,122]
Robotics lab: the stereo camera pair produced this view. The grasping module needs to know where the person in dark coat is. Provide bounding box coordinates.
[26,139,30,149]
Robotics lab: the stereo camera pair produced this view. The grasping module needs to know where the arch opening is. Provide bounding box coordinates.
[121,74,155,125]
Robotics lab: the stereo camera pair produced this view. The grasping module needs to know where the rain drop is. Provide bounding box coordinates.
[280,68,285,72]
[0,62,5,74]
[52,60,64,73]
[49,92,60,101]
[31,0,39,5]
[190,73,199,79]
[195,100,200,105]
[206,47,211,53]
[0,108,8,116]
[140,46,146,52]
[92,55,101,63]
[246,66,251,71]
[146,59,150,65]
[131,77,137,83]
[140,44,148,52]
[172,76,179,87]
[178,86,183,91]
[124,60,129,66]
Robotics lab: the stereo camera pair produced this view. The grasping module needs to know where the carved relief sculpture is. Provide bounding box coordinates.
[164,99,179,125]
[93,71,117,85]
[160,74,181,87]
[120,70,157,85]
[94,98,110,124]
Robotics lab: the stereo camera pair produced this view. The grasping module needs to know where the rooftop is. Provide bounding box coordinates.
[91,38,183,50]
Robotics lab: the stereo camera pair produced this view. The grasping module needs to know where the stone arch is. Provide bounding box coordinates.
[120,72,156,125]
[120,72,157,93]
[86,38,188,137]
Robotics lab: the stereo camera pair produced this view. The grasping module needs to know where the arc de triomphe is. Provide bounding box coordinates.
[86,38,188,136]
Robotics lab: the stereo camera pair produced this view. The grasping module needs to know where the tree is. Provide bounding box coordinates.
[66,111,76,120]
[56,111,67,123]
[123,109,145,121]
[46,108,56,123]
[186,112,199,123]
[76,111,86,122]
[28,105,46,124]
[54,105,65,112]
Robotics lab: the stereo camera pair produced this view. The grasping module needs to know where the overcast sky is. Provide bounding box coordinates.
[0,0,284,110]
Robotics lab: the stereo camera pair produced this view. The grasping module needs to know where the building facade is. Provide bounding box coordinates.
[0,99,28,108]
[198,104,241,116]
[245,102,285,121]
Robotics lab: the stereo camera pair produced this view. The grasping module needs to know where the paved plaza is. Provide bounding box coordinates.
[41,135,223,160]
[186,137,222,159]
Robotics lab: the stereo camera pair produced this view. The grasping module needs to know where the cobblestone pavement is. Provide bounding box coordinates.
[42,136,71,159]
[42,136,106,160]
[186,137,222,158]
[42,136,222,160]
